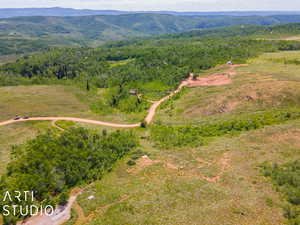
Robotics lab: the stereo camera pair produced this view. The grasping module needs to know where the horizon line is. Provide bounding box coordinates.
[1,7,300,13]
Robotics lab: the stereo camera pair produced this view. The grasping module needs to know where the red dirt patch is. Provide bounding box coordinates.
[188,64,248,87]
[188,73,232,86]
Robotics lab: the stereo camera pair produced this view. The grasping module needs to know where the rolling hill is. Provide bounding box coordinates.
[2,14,300,55]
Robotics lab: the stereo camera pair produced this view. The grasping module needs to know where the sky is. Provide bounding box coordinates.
[1,0,300,11]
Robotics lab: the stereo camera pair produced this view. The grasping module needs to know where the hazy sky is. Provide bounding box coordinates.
[1,0,300,11]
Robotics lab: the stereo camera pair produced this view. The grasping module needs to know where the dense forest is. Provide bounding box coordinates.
[0,128,138,224]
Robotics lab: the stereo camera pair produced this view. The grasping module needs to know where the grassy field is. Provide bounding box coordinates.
[0,84,135,176]
[0,85,88,121]
[0,85,147,123]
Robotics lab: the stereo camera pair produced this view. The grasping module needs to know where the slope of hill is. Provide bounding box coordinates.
[3,14,300,38]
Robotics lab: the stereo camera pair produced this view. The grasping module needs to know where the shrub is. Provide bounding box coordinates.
[127,160,137,166]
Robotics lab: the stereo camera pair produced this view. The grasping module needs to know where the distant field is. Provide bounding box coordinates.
[0,85,88,121]
[0,85,146,123]
[283,35,300,40]
[0,54,20,65]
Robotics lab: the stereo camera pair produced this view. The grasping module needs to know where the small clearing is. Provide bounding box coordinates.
[188,64,247,87]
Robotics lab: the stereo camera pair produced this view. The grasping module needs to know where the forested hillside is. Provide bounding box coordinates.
[165,23,300,39]
[2,14,300,55]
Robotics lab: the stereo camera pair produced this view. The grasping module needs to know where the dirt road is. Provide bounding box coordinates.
[0,117,140,128]
[144,80,189,124]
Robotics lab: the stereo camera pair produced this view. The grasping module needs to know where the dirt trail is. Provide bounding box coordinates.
[18,189,82,225]
[144,79,189,124]
[164,152,231,183]
[51,120,65,131]
[0,77,190,128]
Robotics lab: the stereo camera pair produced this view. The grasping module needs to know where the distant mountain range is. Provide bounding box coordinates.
[2,11,300,55]
[1,7,300,18]
[2,13,300,41]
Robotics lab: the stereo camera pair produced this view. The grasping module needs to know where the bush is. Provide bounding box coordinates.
[127,160,136,166]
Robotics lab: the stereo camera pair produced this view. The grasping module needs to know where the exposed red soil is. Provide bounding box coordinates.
[188,64,247,87]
